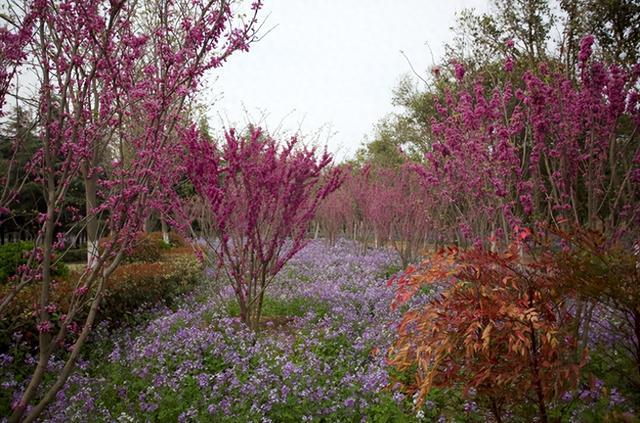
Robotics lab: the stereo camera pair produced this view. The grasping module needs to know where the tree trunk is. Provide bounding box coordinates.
[161,218,170,244]
[529,323,549,423]
[634,310,640,382]
[85,173,99,270]
[144,213,154,233]
[490,397,503,423]
[10,200,55,423]
[253,288,265,332]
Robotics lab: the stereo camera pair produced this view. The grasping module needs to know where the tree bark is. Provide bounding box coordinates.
[161,217,169,244]
[85,173,99,270]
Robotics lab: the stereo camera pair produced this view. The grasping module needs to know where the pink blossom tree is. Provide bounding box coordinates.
[354,163,433,266]
[382,163,433,267]
[185,126,342,330]
[315,166,355,245]
[418,36,640,247]
[0,1,262,421]
[0,5,38,213]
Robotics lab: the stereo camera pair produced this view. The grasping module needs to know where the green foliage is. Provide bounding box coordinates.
[102,255,202,321]
[1,108,86,240]
[366,394,413,423]
[123,233,164,263]
[354,113,425,168]
[0,241,68,284]
[562,0,640,67]
[312,333,350,360]
[61,247,87,263]
[225,296,328,319]
[146,231,188,248]
[380,263,403,279]
[0,241,34,283]
[449,0,553,64]
[100,231,188,264]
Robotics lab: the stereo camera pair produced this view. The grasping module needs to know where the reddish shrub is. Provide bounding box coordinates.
[0,253,201,347]
[99,231,191,263]
[389,242,585,422]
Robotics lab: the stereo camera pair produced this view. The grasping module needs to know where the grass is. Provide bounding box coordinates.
[224,296,329,319]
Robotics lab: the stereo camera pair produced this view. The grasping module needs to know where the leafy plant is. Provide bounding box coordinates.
[390,240,586,422]
[0,0,263,418]
[0,253,201,348]
[60,248,87,264]
[0,241,36,283]
[549,228,640,399]
[0,241,68,285]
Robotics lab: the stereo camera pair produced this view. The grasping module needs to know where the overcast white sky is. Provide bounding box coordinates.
[203,1,489,161]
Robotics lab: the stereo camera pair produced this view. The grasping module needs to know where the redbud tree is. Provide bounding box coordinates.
[417,35,640,247]
[0,4,37,213]
[185,126,342,331]
[358,163,433,266]
[388,36,639,422]
[0,1,262,421]
[315,163,435,266]
[315,167,354,246]
[314,166,378,248]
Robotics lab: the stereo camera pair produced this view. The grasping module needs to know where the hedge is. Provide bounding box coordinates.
[99,231,190,264]
[0,241,69,284]
[0,252,202,347]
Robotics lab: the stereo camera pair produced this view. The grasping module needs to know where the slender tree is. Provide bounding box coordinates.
[185,126,342,331]
[0,1,262,421]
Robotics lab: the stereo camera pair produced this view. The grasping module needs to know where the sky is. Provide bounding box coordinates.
[203,0,490,161]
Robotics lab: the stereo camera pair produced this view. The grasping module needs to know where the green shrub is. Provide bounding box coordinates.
[146,231,188,248]
[124,233,163,263]
[62,247,87,263]
[0,253,202,345]
[101,254,202,320]
[380,263,403,279]
[0,241,33,283]
[100,231,191,263]
[0,241,68,284]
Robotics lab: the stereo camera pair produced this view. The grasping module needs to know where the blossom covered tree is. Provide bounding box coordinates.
[315,163,434,266]
[363,164,433,266]
[388,36,640,422]
[315,167,354,246]
[0,6,37,213]
[185,126,342,330]
[322,36,638,253]
[416,36,640,247]
[0,1,262,421]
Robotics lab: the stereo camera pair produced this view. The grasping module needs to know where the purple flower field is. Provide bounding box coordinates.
[2,239,637,422]
[17,240,413,422]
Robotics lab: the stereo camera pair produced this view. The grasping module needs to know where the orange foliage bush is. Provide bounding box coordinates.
[0,253,201,346]
[102,254,201,318]
[389,242,586,422]
[99,231,190,263]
